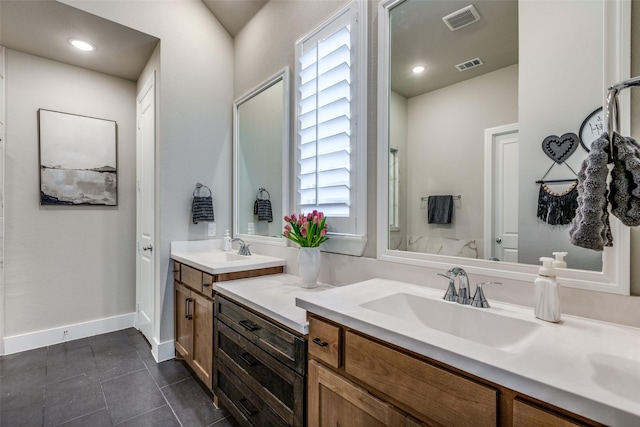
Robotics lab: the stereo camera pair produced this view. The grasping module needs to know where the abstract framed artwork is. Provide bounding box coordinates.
[38,109,118,206]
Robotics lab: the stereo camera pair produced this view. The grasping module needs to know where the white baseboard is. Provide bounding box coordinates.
[153,338,175,363]
[2,313,136,355]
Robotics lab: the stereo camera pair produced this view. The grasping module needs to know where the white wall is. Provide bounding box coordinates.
[54,0,235,347]
[405,65,518,250]
[4,50,136,337]
[518,1,603,270]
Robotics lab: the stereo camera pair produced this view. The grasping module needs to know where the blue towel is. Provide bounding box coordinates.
[427,195,453,224]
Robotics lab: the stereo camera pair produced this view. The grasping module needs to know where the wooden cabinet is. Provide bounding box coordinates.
[513,399,583,427]
[174,280,213,389]
[214,295,306,427]
[308,360,405,427]
[173,259,284,393]
[307,314,603,427]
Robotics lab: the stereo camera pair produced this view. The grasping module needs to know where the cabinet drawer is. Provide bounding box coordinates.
[215,321,303,426]
[345,331,497,427]
[216,365,289,427]
[513,399,584,427]
[308,316,341,369]
[216,296,306,375]
[181,264,204,292]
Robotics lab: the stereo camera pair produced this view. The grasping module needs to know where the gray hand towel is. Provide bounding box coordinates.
[427,195,453,224]
[569,135,612,250]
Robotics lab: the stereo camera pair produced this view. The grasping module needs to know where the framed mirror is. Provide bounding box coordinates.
[377,0,630,294]
[233,68,290,245]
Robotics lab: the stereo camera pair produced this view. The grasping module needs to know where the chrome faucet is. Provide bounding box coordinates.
[231,238,251,256]
[470,282,502,308]
[447,267,471,304]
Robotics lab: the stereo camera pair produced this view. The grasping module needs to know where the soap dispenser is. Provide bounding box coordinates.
[223,230,232,251]
[552,251,567,269]
[534,257,561,323]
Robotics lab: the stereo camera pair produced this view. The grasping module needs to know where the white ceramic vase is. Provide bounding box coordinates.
[298,247,321,288]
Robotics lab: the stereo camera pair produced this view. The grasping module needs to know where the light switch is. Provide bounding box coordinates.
[207,222,216,237]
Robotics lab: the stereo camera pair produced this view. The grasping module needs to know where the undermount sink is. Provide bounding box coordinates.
[360,292,542,352]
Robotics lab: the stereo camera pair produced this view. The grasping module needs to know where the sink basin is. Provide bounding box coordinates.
[360,292,541,351]
[171,249,286,275]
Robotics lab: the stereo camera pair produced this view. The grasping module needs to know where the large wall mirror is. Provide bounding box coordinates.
[233,68,289,245]
[377,0,631,294]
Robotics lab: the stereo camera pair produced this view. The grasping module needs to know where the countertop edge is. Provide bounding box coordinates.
[295,298,640,426]
[212,279,310,336]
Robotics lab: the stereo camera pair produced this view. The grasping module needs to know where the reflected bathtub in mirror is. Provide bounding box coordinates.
[233,68,290,245]
[377,0,630,294]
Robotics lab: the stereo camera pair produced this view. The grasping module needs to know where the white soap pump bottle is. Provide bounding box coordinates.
[223,229,232,252]
[552,251,567,269]
[534,257,561,323]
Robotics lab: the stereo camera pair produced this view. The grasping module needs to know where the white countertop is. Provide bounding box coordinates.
[295,278,640,426]
[171,240,286,275]
[213,274,334,335]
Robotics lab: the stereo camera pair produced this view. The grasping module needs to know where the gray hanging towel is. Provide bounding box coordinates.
[191,183,214,224]
[569,135,613,251]
[608,131,640,226]
[254,188,273,222]
[427,195,453,224]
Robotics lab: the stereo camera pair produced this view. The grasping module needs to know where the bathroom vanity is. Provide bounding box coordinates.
[211,274,333,426]
[171,241,285,391]
[297,279,640,427]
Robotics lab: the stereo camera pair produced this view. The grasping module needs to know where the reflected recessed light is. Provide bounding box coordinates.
[69,38,95,52]
[412,65,425,74]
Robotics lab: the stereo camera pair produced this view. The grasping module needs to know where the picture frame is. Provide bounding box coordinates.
[579,107,605,152]
[38,109,118,205]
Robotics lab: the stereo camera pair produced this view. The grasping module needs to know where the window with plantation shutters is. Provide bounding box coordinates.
[295,1,367,255]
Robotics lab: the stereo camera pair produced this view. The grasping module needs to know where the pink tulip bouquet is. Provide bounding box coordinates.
[283,211,328,247]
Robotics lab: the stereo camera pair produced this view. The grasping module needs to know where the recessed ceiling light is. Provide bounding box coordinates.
[69,38,96,52]
[412,66,425,74]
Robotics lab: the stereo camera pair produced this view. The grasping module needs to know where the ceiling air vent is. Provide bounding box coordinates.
[455,57,484,71]
[442,5,481,31]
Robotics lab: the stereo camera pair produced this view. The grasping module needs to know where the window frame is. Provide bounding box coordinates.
[294,0,368,256]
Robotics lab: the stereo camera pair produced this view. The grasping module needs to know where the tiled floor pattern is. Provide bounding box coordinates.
[0,328,239,426]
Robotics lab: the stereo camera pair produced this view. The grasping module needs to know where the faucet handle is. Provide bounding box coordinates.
[436,273,458,301]
[470,282,502,308]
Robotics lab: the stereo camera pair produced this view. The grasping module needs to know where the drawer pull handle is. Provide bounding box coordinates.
[312,338,328,347]
[239,352,260,367]
[239,320,260,331]
[238,398,258,417]
[185,298,193,320]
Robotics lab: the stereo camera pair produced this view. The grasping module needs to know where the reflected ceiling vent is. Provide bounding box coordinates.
[442,5,481,31]
[455,57,484,71]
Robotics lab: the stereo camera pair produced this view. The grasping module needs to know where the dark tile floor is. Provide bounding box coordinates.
[0,328,238,426]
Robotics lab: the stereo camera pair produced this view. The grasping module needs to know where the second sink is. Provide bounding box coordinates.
[360,292,542,352]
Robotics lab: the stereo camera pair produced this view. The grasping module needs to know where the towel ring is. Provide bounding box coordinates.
[256,187,271,200]
[606,75,640,154]
[193,183,212,197]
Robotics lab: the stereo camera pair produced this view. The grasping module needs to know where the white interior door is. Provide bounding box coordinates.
[136,73,156,347]
[484,124,519,262]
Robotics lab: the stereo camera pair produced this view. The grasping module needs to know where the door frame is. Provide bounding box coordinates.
[135,72,156,355]
[483,123,519,260]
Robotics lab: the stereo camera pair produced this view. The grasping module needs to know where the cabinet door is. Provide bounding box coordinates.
[191,292,213,389]
[174,282,193,359]
[308,360,405,427]
[513,399,582,427]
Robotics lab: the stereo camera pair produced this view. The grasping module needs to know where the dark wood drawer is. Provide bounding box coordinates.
[215,321,304,426]
[216,364,289,427]
[173,261,181,281]
[215,296,306,375]
[202,273,215,297]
